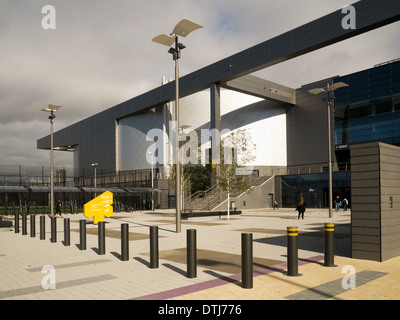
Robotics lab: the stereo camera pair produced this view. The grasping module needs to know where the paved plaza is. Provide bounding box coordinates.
[0,208,399,301]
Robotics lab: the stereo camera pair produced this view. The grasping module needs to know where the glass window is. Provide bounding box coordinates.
[280,172,350,208]
[371,98,393,114]
[333,61,400,147]
[394,96,400,111]
[348,103,371,119]
[334,104,347,121]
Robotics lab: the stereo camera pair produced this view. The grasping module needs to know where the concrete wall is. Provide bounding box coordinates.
[214,176,275,211]
[286,88,332,168]
[350,142,400,261]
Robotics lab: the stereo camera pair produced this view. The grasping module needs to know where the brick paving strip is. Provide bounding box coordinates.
[25,258,112,272]
[130,255,324,300]
[0,275,117,299]
[285,270,388,300]
[0,259,114,299]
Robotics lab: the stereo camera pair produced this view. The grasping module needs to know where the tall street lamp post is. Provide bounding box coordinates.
[91,163,98,197]
[152,19,203,233]
[308,82,348,218]
[41,104,62,217]
[147,152,154,211]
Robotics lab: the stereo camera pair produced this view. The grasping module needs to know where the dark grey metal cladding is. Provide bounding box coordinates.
[350,142,381,262]
[37,108,118,172]
[38,0,400,173]
[350,142,400,262]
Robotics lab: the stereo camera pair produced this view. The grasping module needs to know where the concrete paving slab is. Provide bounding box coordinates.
[0,208,398,302]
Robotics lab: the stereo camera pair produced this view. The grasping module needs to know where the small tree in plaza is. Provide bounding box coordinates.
[216,129,256,219]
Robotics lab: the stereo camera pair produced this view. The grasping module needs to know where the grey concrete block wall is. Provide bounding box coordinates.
[350,142,400,262]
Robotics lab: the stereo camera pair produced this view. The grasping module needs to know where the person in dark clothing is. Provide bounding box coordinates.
[295,197,306,219]
[55,200,63,218]
[343,198,349,211]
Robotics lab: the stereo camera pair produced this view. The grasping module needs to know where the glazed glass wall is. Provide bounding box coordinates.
[0,165,159,213]
[334,60,400,147]
[0,164,76,187]
[281,172,350,208]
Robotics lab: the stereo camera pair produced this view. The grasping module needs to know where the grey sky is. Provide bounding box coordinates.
[0,0,399,167]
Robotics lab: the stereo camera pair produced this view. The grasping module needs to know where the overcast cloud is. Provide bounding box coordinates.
[0,0,399,167]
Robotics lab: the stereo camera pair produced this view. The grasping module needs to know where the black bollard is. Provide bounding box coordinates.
[50,217,57,243]
[40,216,46,240]
[187,229,197,278]
[287,226,299,276]
[22,214,27,235]
[98,221,106,255]
[64,218,71,246]
[14,213,20,234]
[30,215,36,238]
[121,224,129,261]
[150,226,159,269]
[79,219,86,250]
[241,233,253,289]
[324,223,335,267]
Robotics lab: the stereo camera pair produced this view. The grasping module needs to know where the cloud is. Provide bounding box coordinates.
[0,0,399,168]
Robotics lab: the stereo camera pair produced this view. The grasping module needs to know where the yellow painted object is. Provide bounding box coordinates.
[287,227,298,237]
[325,223,335,232]
[84,191,113,224]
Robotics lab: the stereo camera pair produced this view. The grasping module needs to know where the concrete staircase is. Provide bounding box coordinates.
[184,176,274,211]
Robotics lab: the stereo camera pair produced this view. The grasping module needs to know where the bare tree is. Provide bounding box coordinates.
[216,129,256,219]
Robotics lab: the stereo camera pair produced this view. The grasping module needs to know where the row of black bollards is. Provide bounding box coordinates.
[240,224,336,288]
[15,215,160,266]
[13,214,336,290]
[75,220,160,268]
[285,223,336,277]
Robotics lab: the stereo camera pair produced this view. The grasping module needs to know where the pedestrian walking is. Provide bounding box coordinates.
[55,200,63,218]
[334,196,341,212]
[295,197,306,219]
[343,198,349,211]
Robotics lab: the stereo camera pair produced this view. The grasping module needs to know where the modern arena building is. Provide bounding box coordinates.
[36,0,400,261]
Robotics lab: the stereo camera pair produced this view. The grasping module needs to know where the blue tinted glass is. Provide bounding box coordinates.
[333,61,400,147]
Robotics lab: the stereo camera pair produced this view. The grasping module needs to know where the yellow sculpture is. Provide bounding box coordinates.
[84,191,113,224]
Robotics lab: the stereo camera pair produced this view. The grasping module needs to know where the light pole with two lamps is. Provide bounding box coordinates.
[152,19,203,233]
[41,104,62,217]
[308,82,349,218]
[147,152,154,212]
